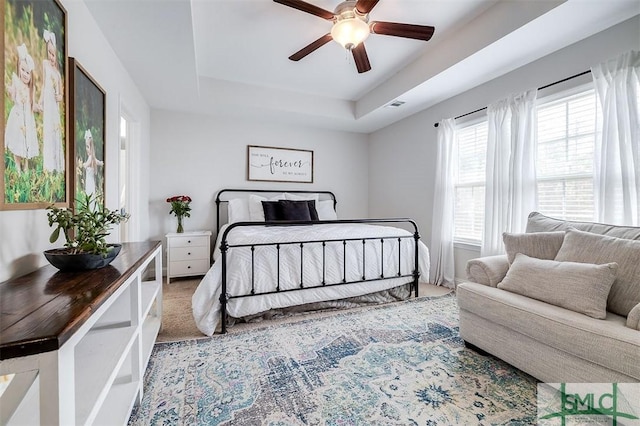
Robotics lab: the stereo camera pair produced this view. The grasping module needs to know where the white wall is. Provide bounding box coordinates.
[0,0,151,282]
[149,110,369,245]
[368,15,640,281]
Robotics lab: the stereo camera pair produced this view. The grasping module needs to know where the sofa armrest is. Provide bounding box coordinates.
[465,255,510,287]
[627,303,640,331]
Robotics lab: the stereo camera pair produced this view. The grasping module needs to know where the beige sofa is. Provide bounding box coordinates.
[457,212,640,383]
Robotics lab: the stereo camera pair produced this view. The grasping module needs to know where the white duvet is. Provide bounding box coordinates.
[192,223,430,336]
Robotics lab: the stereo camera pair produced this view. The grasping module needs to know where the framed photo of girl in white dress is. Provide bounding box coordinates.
[69,58,105,211]
[2,0,68,210]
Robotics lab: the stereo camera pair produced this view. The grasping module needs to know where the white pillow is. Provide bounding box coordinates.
[249,194,285,221]
[227,198,250,224]
[316,199,337,220]
[284,192,319,202]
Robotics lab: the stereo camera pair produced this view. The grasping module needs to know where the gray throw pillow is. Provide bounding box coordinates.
[503,231,565,264]
[555,228,640,317]
[498,253,617,319]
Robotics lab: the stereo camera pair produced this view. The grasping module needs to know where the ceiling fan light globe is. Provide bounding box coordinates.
[330,18,370,49]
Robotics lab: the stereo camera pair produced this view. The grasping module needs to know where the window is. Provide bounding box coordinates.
[536,88,600,221]
[454,121,488,242]
[451,84,603,245]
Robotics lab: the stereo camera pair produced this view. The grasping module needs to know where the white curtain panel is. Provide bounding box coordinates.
[482,90,538,256]
[430,119,456,287]
[508,90,539,231]
[592,50,640,226]
[483,98,511,256]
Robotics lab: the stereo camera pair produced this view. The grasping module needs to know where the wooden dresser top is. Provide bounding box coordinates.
[0,241,161,360]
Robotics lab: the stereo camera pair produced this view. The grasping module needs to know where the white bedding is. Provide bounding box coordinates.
[192,223,430,336]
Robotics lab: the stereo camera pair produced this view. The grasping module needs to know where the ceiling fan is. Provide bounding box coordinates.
[273,0,435,73]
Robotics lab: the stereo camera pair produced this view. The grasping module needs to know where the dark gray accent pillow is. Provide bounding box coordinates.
[261,200,313,221]
[261,201,281,221]
[306,200,319,221]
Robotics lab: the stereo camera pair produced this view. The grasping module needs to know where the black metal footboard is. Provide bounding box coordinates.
[217,218,421,333]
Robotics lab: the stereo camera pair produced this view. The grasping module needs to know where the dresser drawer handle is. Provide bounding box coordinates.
[187,240,191,244]
[187,265,191,269]
[188,252,191,256]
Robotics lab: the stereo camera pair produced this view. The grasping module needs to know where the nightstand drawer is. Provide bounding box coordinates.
[169,259,210,276]
[169,235,209,248]
[170,246,209,262]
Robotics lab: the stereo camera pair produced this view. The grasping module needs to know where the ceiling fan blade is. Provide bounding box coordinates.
[289,33,333,61]
[351,43,371,73]
[370,21,435,41]
[273,0,335,20]
[355,0,379,14]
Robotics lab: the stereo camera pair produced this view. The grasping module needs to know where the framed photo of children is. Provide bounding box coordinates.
[69,58,105,211]
[1,0,68,210]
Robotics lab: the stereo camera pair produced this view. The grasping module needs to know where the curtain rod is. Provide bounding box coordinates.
[433,69,591,128]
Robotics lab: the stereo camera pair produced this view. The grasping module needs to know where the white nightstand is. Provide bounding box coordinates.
[166,230,212,283]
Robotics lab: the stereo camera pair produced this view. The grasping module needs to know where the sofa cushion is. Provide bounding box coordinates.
[526,212,640,240]
[497,254,617,319]
[457,281,640,380]
[555,228,640,317]
[503,231,565,264]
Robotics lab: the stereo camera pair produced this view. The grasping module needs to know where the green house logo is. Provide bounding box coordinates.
[538,383,640,425]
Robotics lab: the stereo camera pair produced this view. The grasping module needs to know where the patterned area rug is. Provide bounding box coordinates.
[129,294,538,425]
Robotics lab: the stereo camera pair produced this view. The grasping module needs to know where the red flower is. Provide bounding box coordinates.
[167,195,192,203]
[167,195,192,218]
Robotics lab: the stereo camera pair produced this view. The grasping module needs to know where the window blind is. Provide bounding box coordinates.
[454,121,487,242]
[536,89,599,221]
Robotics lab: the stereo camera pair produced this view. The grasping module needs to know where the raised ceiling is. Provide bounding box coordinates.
[85,0,640,133]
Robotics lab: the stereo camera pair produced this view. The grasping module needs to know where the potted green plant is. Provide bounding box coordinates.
[44,192,130,271]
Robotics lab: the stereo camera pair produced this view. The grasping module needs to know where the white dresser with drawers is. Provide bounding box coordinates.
[165,230,212,283]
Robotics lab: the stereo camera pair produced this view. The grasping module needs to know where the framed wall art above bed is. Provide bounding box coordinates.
[247,145,314,183]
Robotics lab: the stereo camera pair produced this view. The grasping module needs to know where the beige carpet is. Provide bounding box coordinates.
[157,278,452,343]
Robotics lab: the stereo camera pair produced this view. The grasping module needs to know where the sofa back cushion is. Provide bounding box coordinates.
[503,231,565,264]
[555,228,640,317]
[526,212,640,240]
[497,253,617,319]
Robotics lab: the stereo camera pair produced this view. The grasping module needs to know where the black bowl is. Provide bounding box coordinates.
[44,244,122,272]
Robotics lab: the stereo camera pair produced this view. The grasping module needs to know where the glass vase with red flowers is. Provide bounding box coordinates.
[167,195,192,233]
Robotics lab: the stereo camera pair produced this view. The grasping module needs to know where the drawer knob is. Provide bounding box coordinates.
[188,252,191,256]
[187,265,191,269]
[188,240,191,243]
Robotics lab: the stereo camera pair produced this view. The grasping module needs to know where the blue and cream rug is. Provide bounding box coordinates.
[129,295,538,425]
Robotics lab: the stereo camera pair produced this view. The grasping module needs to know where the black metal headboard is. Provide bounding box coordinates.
[215,188,337,231]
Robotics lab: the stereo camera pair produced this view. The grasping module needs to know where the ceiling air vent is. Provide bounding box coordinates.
[386,100,405,108]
